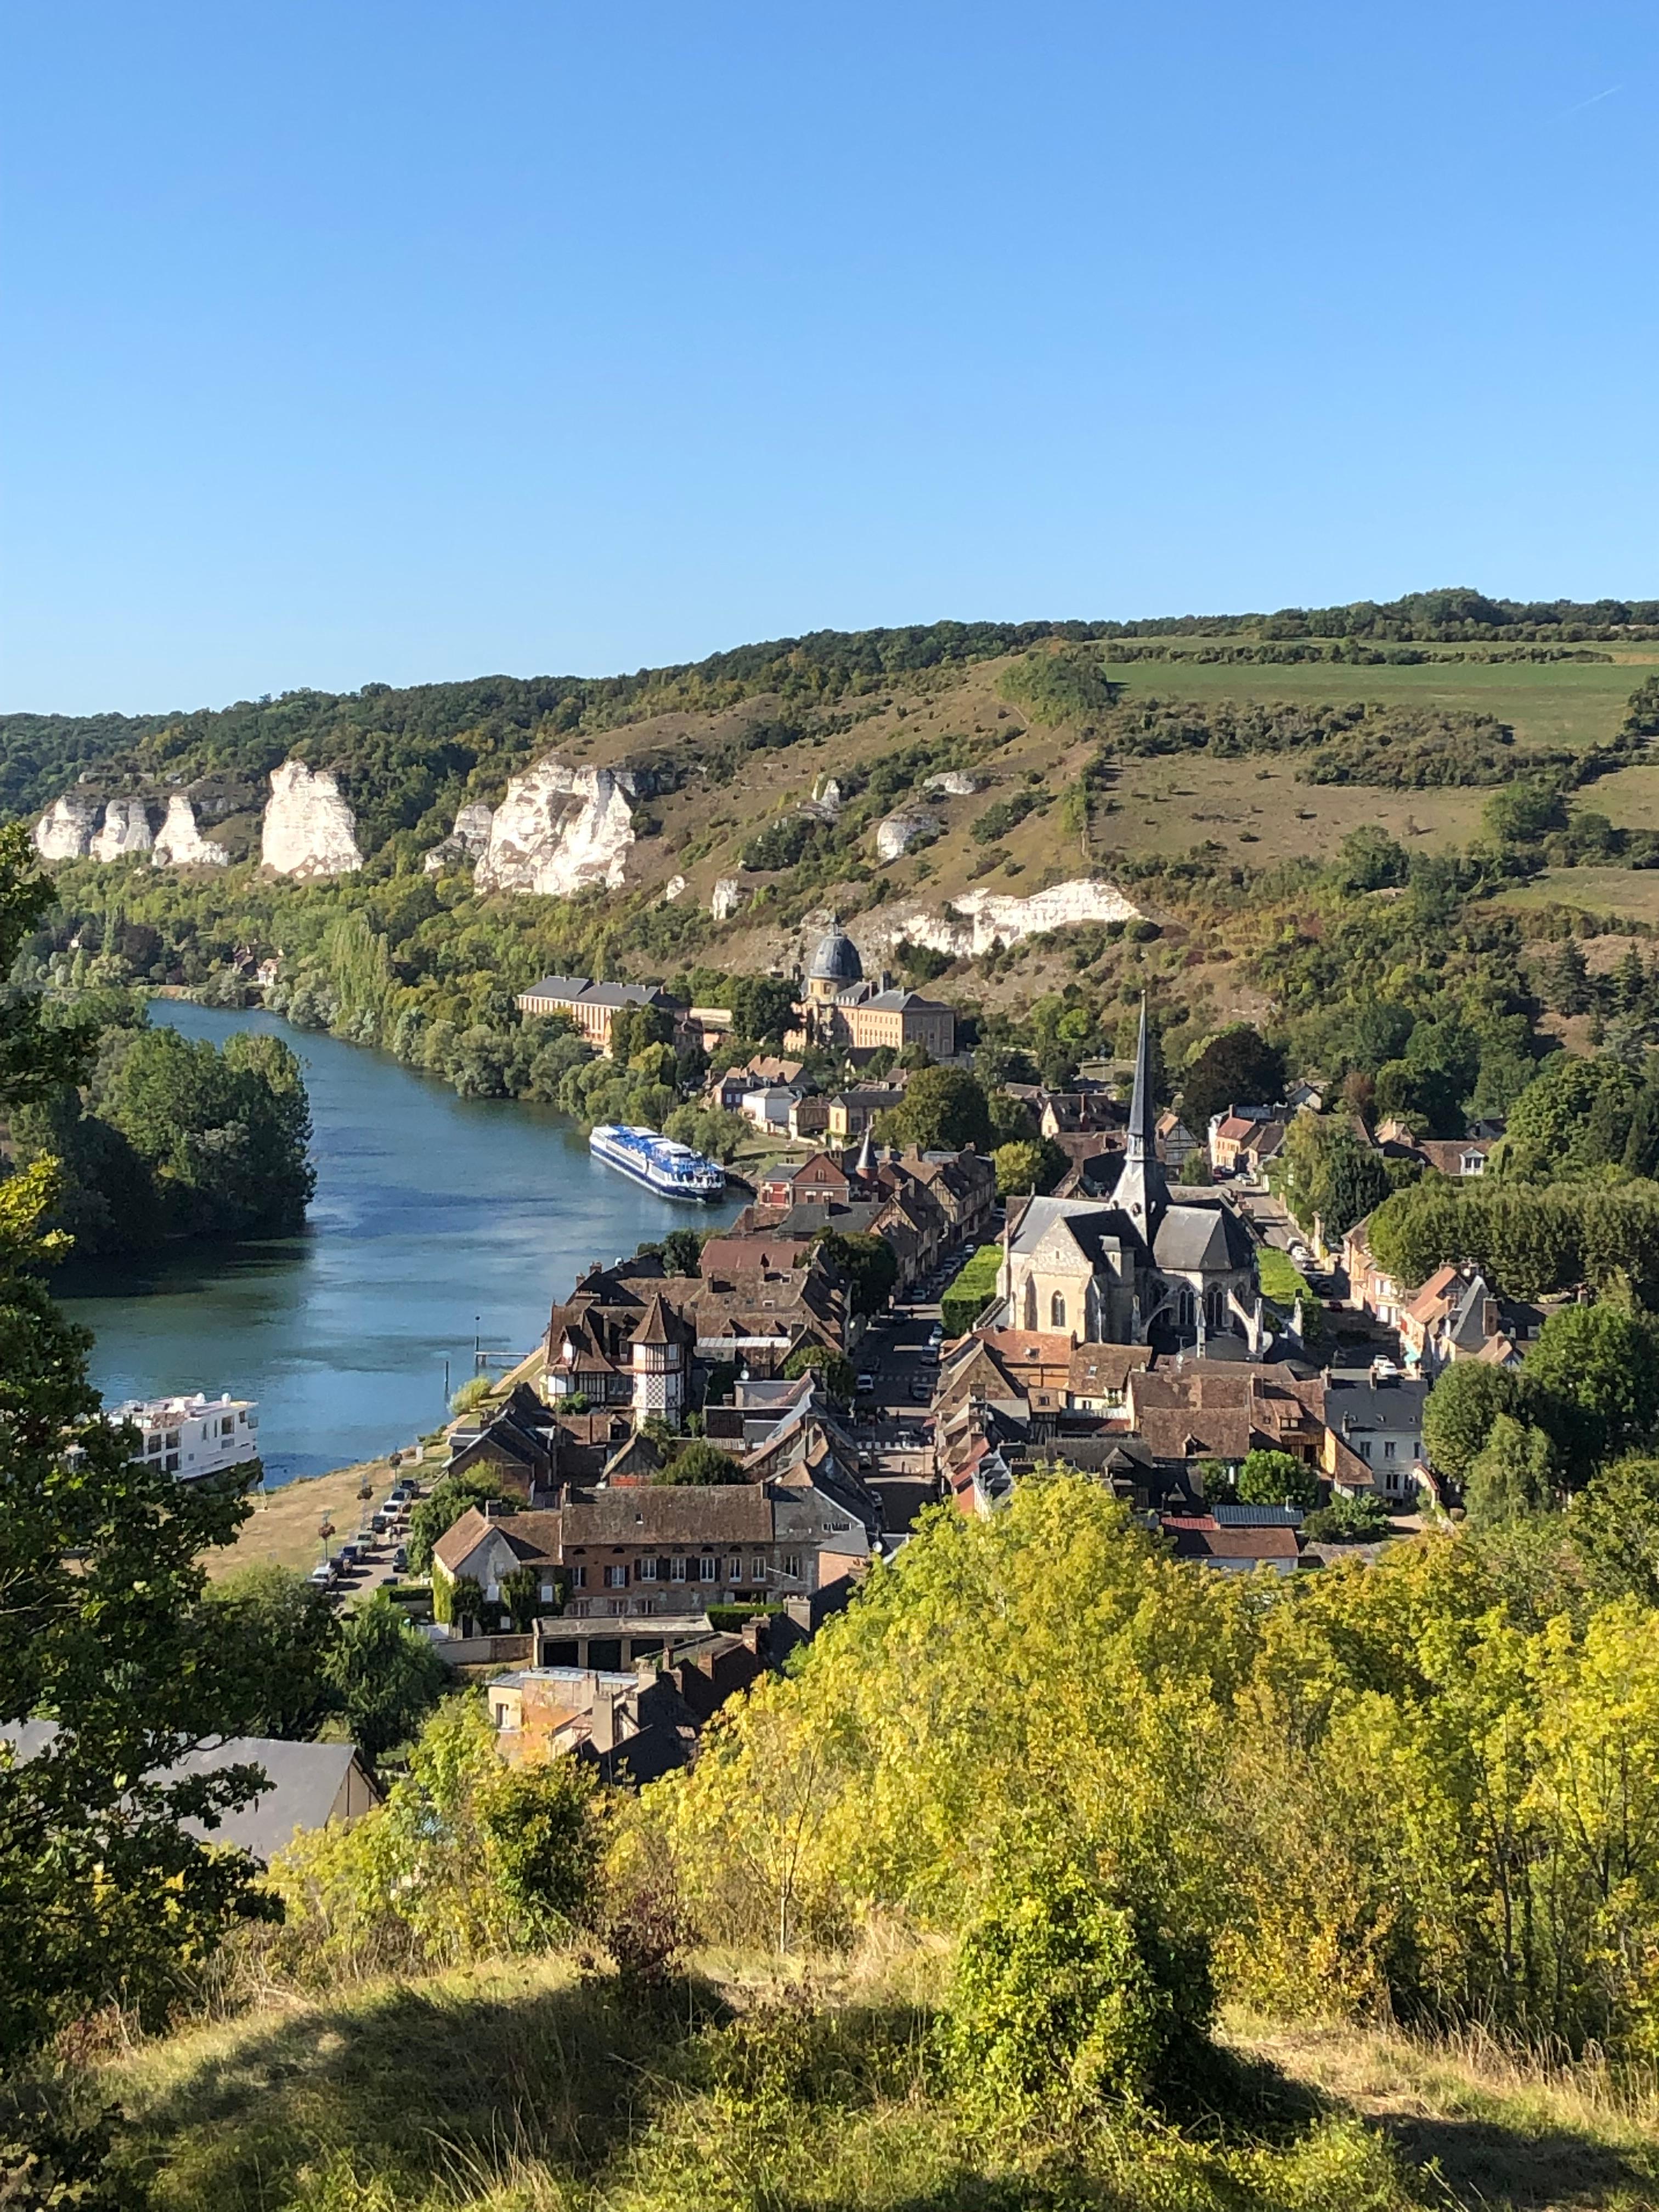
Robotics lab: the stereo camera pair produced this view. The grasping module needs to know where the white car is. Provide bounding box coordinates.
[927,1325,944,1350]
[856,1373,877,1394]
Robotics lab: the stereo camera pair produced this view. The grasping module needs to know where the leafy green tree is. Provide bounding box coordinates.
[1322,1144,1393,1238]
[656,1440,747,1486]
[1179,1026,1286,1131]
[939,1864,1198,2132]
[0,827,272,2059]
[1463,1414,1557,1528]
[1423,1361,1518,1481]
[729,974,799,1049]
[658,1226,706,1276]
[815,1228,899,1316]
[1574,1455,1659,1605]
[993,1138,1062,1197]
[882,1066,992,1152]
[1502,1053,1638,1183]
[606,1001,676,1063]
[323,1593,448,1765]
[781,1343,856,1401]
[1236,1449,1319,1511]
[1483,779,1568,846]
[1543,938,1592,1017]
[405,1471,514,1574]
[476,1760,600,1939]
[1332,826,1408,892]
[1523,1305,1659,1477]
[1302,1491,1392,1542]
[206,1564,342,1739]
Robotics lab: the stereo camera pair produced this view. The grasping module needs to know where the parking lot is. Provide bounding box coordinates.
[314,1477,424,1602]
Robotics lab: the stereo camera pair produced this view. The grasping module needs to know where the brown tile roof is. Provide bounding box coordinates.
[1163,1519,1301,1563]
[1066,1344,1156,1397]
[561,1487,777,1546]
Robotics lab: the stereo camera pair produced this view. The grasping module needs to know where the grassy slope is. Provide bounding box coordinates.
[103,1952,1659,2211]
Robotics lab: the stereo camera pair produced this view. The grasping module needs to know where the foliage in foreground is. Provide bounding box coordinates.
[648,1475,1659,2057]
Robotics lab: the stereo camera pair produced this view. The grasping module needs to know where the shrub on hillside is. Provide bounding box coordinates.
[939,1864,1204,2132]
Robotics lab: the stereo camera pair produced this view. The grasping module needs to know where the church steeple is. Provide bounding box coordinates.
[1115,995,1169,1242]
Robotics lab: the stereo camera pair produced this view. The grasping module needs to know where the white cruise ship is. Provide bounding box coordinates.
[589,1123,726,1201]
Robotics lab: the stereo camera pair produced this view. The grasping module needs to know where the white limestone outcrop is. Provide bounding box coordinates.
[92,798,154,862]
[473,760,636,896]
[661,873,688,903]
[262,761,363,878]
[876,808,941,862]
[152,794,228,867]
[33,794,101,860]
[868,877,1142,958]
[925,770,980,797]
[711,877,746,921]
[804,776,845,822]
[422,800,496,875]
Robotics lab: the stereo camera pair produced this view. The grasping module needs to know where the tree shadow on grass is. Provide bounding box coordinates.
[1367,2109,1659,2212]
[119,1967,724,2211]
[1186,2031,1659,2212]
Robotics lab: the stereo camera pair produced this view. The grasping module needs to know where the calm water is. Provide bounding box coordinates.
[57,1003,739,1483]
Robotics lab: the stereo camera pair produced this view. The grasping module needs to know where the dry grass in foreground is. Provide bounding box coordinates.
[88,1949,1659,2212]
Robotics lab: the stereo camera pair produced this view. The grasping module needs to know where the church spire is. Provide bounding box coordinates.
[1127,991,1156,1165]
[1116,995,1169,1241]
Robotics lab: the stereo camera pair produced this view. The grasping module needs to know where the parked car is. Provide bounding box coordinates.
[309,1563,334,1586]
[393,1544,408,1573]
[927,1324,943,1350]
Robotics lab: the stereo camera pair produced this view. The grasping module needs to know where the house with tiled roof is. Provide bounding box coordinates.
[1159,1514,1303,1575]
[432,1481,868,1635]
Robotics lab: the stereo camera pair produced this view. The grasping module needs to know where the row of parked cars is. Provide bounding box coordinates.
[309,1474,424,1591]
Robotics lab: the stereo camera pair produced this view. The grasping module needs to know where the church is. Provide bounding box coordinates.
[996,1002,1259,1350]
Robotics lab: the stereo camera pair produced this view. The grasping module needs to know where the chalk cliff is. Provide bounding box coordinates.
[152,794,229,867]
[421,801,496,875]
[875,808,941,861]
[868,877,1142,959]
[92,798,154,862]
[474,760,637,896]
[262,762,364,878]
[33,794,101,860]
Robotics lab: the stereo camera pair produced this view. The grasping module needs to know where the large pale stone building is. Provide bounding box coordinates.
[996,1004,1258,1348]
[791,921,956,1059]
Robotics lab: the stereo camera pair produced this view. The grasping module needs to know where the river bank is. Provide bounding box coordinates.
[60,1002,741,1486]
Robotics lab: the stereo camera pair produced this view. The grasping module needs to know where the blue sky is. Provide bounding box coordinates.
[4,1,1655,712]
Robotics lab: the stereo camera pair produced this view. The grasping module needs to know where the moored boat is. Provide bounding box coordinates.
[589,1122,725,1201]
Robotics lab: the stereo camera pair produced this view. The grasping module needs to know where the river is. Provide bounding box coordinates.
[57,1003,741,1484]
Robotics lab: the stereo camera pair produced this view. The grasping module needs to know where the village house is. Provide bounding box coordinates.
[1323,1372,1429,1502]
[1159,1509,1304,1576]
[446,1381,563,1502]
[740,1084,801,1135]
[710,1056,806,1113]
[1121,1361,1375,1498]
[825,1083,906,1139]
[1155,1110,1199,1172]
[432,1482,869,1634]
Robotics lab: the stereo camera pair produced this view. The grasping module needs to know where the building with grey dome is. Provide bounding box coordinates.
[792,917,956,1060]
[804,919,864,1004]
